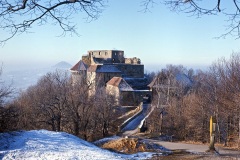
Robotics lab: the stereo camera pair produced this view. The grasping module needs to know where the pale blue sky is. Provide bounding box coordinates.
[0,0,239,72]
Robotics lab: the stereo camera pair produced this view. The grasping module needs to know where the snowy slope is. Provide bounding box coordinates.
[0,130,155,160]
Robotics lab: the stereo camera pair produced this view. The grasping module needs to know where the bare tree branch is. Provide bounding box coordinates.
[1,0,240,43]
[141,0,240,39]
[0,0,105,45]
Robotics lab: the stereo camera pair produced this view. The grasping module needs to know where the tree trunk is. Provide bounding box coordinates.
[51,120,56,131]
[74,121,79,136]
[160,111,163,134]
[56,115,61,132]
[238,114,240,148]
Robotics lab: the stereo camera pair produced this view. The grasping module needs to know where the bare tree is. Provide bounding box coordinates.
[36,70,70,131]
[150,69,175,134]
[8,69,120,141]
[177,53,240,146]
[210,54,240,147]
[0,104,20,132]
[148,65,193,139]
[0,0,105,44]
[0,67,16,132]
[14,70,71,132]
[66,78,96,140]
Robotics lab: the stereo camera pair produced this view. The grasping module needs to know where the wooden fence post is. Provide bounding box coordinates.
[209,116,216,151]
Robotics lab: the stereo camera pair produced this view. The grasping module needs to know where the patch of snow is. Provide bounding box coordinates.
[0,130,157,160]
[0,130,123,160]
[138,105,154,129]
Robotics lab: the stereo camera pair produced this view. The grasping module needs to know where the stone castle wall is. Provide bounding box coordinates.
[88,50,125,63]
[116,64,144,78]
[82,55,91,65]
[125,57,141,64]
[71,50,148,106]
[120,90,151,106]
[106,85,120,105]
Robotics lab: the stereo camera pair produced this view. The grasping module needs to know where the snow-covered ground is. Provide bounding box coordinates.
[0,130,156,160]
[121,104,149,135]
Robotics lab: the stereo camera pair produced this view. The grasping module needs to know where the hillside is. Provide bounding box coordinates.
[0,130,155,160]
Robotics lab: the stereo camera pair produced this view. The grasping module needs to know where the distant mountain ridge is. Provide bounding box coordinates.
[52,61,72,69]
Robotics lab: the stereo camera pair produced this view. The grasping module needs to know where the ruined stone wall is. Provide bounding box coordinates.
[101,73,122,84]
[116,64,144,78]
[88,50,113,59]
[111,51,125,63]
[71,72,79,85]
[71,71,87,85]
[95,73,121,87]
[82,55,91,65]
[88,50,125,64]
[125,57,141,64]
[84,50,142,65]
[86,71,97,96]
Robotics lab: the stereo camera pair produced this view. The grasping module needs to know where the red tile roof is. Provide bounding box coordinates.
[70,60,88,71]
[106,77,122,87]
[107,77,133,91]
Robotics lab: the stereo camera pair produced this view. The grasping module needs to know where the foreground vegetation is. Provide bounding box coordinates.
[147,53,240,148]
[1,53,240,148]
[0,71,121,141]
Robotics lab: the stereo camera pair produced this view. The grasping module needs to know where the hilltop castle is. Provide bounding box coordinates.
[70,50,150,105]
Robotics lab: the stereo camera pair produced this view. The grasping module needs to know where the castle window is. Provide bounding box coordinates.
[105,52,107,55]
[99,52,101,55]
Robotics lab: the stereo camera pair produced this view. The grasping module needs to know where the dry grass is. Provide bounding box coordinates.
[102,138,146,154]
[101,137,169,154]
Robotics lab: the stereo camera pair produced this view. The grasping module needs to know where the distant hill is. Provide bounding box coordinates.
[52,61,72,69]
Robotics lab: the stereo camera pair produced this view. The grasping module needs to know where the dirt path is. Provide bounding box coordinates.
[148,139,240,159]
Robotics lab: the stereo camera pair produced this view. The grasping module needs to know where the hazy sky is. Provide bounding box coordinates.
[0,0,239,72]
